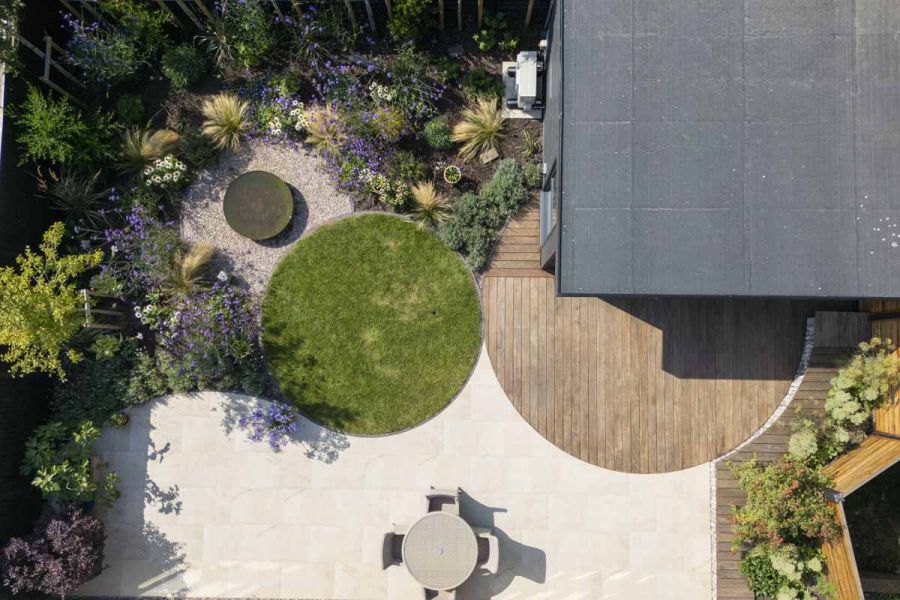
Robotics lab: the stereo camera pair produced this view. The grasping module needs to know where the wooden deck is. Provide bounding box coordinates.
[482,203,855,473]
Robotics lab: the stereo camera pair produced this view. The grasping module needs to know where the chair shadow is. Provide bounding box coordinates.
[455,491,547,599]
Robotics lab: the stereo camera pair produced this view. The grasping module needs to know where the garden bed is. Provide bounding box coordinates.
[0,1,547,593]
[845,461,900,576]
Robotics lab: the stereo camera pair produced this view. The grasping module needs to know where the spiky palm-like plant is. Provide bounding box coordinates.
[409,181,451,229]
[451,98,507,161]
[201,93,249,150]
[304,104,347,154]
[118,128,180,175]
[168,243,215,296]
[36,168,110,235]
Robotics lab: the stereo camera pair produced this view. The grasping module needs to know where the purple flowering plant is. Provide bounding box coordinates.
[237,401,298,451]
[101,204,180,295]
[0,506,104,597]
[154,282,265,394]
[61,11,142,84]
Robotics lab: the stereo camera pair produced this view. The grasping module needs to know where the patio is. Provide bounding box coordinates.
[77,348,711,599]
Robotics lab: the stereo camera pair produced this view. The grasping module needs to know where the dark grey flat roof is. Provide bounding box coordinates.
[557,0,900,298]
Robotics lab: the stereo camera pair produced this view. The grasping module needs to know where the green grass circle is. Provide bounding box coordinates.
[261,214,482,434]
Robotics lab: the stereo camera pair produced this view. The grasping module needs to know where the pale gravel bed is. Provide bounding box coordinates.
[180,139,353,295]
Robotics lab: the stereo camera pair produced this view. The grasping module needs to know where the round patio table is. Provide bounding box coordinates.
[401,512,478,591]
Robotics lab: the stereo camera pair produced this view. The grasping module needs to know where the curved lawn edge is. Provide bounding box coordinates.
[261,212,483,436]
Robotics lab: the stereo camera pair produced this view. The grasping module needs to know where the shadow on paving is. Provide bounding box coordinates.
[455,490,547,600]
[92,397,189,596]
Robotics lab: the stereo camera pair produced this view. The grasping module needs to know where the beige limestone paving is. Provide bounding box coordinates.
[78,346,712,600]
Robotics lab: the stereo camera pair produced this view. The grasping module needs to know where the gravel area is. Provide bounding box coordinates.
[180,139,353,294]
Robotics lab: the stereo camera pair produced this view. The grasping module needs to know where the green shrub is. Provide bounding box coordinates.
[731,457,838,550]
[13,86,116,168]
[480,158,528,213]
[0,1,25,73]
[0,223,102,379]
[523,162,542,189]
[115,94,145,124]
[180,127,221,170]
[423,117,453,150]
[461,67,504,101]
[202,0,277,69]
[740,544,830,600]
[161,44,206,89]
[387,150,429,183]
[388,0,433,44]
[440,159,528,270]
[789,338,900,465]
[20,420,119,506]
[100,0,173,59]
[54,339,169,427]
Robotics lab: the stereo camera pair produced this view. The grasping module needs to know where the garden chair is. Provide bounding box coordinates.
[381,526,405,570]
[476,529,500,574]
[426,486,460,514]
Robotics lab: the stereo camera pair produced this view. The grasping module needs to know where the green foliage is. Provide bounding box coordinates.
[388,0,433,44]
[20,421,119,506]
[520,130,542,159]
[0,223,102,379]
[523,162,542,189]
[788,338,900,465]
[201,93,250,150]
[100,0,173,59]
[432,56,461,85]
[423,117,453,151]
[115,94,145,124]
[452,98,507,160]
[36,168,111,240]
[13,86,116,168]
[472,13,518,54]
[440,159,528,269]
[387,150,429,183]
[179,127,221,170]
[202,0,277,70]
[368,106,407,142]
[741,545,830,600]
[481,157,529,213]
[410,181,451,229]
[461,67,504,101]
[54,339,169,427]
[731,457,838,549]
[0,0,25,72]
[161,44,207,89]
[89,334,122,360]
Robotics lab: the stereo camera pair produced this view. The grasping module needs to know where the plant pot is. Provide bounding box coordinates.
[443,165,462,186]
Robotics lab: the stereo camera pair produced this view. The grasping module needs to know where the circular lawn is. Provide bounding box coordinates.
[261,214,482,434]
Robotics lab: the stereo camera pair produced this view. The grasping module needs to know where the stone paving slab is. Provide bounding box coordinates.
[78,346,711,599]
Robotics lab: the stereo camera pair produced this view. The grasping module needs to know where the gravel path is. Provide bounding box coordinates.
[180,139,353,294]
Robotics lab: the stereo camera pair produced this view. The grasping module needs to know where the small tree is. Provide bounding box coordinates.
[0,0,24,73]
[0,222,102,379]
[1,505,105,597]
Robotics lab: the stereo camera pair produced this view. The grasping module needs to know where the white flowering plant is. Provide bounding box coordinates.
[363,170,409,209]
[252,93,308,140]
[143,155,187,191]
